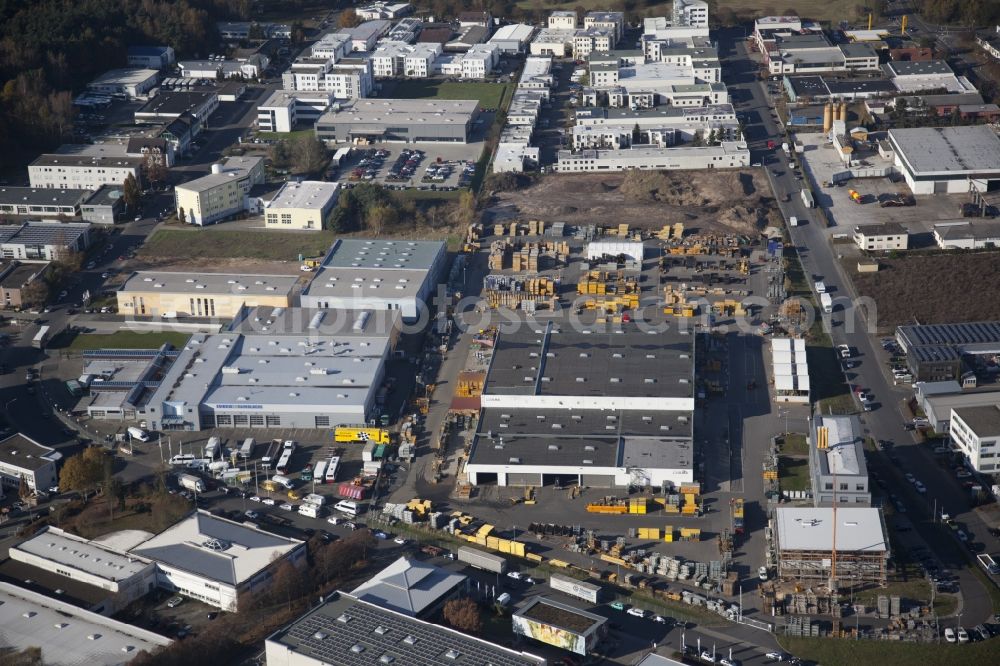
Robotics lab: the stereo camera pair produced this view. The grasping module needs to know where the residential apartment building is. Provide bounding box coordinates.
[530,28,576,57]
[584,11,625,41]
[263,181,339,230]
[281,57,373,100]
[548,10,577,30]
[950,404,1000,473]
[673,0,708,28]
[28,154,142,191]
[853,222,909,251]
[440,43,500,79]
[0,262,50,309]
[574,28,615,59]
[174,156,264,226]
[311,32,352,61]
[369,41,442,78]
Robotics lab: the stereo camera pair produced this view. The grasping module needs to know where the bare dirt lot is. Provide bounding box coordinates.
[851,251,1000,331]
[485,170,781,235]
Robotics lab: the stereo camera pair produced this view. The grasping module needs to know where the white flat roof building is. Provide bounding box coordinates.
[950,404,1000,473]
[771,337,810,403]
[557,142,749,173]
[0,581,171,665]
[88,68,160,98]
[888,126,1000,194]
[300,238,447,322]
[489,24,537,53]
[129,510,306,611]
[775,506,889,584]
[0,433,61,493]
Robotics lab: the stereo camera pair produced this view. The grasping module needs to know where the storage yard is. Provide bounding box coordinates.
[485,171,783,235]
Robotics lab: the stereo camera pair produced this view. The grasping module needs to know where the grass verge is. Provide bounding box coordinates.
[779,636,1000,666]
[779,456,811,492]
[780,433,809,456]
[67,331,192,351]
[143,228,336,260]
[256,129,315,141]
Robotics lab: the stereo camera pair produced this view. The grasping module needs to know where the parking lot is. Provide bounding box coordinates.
[332,142,482,191]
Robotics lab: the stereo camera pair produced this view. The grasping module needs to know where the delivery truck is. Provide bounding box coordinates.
[176,473,205,493]
[549,574,602,603]
[457,546,508,574]
[801,189,815,208]
[820,292,833,313]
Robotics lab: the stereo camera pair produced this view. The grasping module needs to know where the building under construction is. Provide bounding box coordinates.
[774,507,889,586]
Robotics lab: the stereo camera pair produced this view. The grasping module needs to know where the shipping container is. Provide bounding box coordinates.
[457,546,507,574]
[549,574,602,603]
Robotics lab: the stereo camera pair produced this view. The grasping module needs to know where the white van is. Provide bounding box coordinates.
[127,427,150,442]
[334,500,359,517]
[169,453,196,466]
[271,474,294,490]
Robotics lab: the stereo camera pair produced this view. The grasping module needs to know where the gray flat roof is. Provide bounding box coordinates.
[135,90,216,116]
[266,180,339,210]
[318,98,477,124]
[231,306,401,339]
[90,68,159,85]
[886,59,952,76]
[776,507,887,552]
[890,126,1000,175]
[935,220,1000,242]
[304,267,431,300]
[324,238,445,270]
[350,556,466,617]
[814,414,867,477]
[0,221,90,247]
[0,264,47,289]
[0,433,59,472]
[478,408,692,439]
[0,582,171,662]
[786,75,826,96]
[130,511,301,586]
[13,527,152,584]
[29,154,142,168]
[118,271,298,297]
[855,221,908,236]
[0,187,91,207]
[898,320,1000,348]
[825,79,895,94]
[267,592,545,666]
[484,326,694,399]
[953,404,1000,436]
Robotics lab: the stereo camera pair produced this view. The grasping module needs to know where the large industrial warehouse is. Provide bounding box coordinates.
[314,98,478,143]
[887,126,1000,194]
[300,238,447,322]
[465,322,696,489]
[774,507,889,586]
[138,306,400,431]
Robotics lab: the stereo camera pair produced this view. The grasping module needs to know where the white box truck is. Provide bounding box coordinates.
[298,503,323,518]
[127,427,150,442]
[177,473,205,493]
[303,493,326,506]
[820,292,833,313]
[814,281,826,294]
[801,189,815,208]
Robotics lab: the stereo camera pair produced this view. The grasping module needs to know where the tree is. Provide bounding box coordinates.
[143,153,169,187]
[21,278,49,308]
[290,21,306,45]
[247,23,265,40]
[456,190,477,226]
[365,204,397,236]
[122,173,141,212]
[707,129,718,145]
[443,598,482,634]
[690,130,704,147]
[269,140,293,169]
[632,122,641,146]
[291,135,328,175]
[338,8,362,28]
[18,474,30,500]
[177,207,186,224]
[59,447,110,496]
[54,248,84,273]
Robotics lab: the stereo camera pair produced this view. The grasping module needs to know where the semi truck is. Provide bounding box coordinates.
[261,439,282,467]
[176,473,205,493]
[204,436,221,460]
[820,292,833,313]
[457,546,508,574]
[239,438,256,459]
[801,189,815,208]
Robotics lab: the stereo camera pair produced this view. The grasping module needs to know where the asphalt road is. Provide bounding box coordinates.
[719,27,999,627]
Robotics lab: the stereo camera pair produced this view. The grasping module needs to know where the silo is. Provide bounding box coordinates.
[823,103,834,132]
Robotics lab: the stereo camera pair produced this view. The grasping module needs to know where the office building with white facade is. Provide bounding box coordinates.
[950,404,1000,473]
[369,41,442,78]
[340,20,392,52]
[557,142,749,173]
[854,222,910,251]
[439,43,500,79]
[300,238,446,322]
[311,32,353,61]
[129,511,305,611]
[548,10,577,30]
[0,433,60,494]
[0,187,91,219]
[809,414,871,506]
[281,57,373,100]
[29,154,142,191]
[0,221,91,262]
[258,90,336,132]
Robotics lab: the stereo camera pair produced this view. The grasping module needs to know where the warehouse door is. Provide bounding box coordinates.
[933,181,947,194]
[542,473,579,487]
[506,472,542,486]
[580,474,616,487]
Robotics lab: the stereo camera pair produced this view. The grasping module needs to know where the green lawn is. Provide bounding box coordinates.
[779,636,1000,666]
[68,331,191,351]
[256,129,315,141]
[779,456,811,492]
[143,228,336,261]
[780,433,809,456]
[389,80,509,110]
